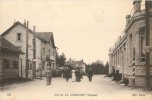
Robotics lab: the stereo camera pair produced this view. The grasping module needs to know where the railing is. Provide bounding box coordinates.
[128,4,145,18]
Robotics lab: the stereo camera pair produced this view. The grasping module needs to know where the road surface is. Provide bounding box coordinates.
[0,75,151,100]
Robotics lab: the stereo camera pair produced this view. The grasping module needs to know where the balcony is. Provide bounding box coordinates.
[46,55,55,61]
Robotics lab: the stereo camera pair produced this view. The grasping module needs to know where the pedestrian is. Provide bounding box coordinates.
[64,67,70,82]
[87,67,93,82]
[71,68,76,82]
[113,70,121,82]
[45,65,52,85]
[80,69,84,79]
[75,67,81,82]
[38,62,43,79]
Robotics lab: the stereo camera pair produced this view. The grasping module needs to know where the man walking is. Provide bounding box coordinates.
[75,67,81,82]
[45,65,52,85]
[88,67,93,82]
[64,67,70,82]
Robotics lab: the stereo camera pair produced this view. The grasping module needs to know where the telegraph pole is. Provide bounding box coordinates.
[145,0,151,91]
[26,21,29,79]
[33,26,36,79]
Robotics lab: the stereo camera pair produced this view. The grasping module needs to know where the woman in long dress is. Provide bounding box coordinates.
[71,68,76,82]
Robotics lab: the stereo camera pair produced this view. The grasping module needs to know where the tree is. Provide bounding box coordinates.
[56,52,66,67]
[104,62,109,75]
[87,60,105,75]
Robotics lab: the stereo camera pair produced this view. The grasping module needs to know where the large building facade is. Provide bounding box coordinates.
[109,0,152,88]
[1,21,57,79]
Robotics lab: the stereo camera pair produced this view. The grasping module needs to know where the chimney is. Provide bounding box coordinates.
[24,19,26,27]
[133,0,142,13]
[126,15,131,27]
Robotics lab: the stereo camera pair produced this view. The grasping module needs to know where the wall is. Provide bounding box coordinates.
[3,24,27,78]
[0,50,19,79]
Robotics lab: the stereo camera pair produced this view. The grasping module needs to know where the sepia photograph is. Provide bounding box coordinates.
[0,0,152,100]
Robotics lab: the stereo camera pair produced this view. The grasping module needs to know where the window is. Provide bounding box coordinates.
[133,47,136,61]
[14,61,19,69]
[139,27,146,62]
[49,62,52,67]
[129,34,133,64]
[53,51,56,56]
[3,59,10,69]
[28,62,33,70]
[43,47,45,56]
[52,63,54,68]
[17,33,21,41]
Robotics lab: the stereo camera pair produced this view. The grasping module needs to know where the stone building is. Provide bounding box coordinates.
[109,0,152,88]
[1,21,57,79]
[0,35,23,80]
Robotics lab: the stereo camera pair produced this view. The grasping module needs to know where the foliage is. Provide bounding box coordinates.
[86,60,109,75]
[104,62,109,75]
[56,52,66,67]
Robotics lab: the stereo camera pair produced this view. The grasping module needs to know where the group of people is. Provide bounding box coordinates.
[64,67,82,82]
[64,66,94,82]
[45,65,94,85]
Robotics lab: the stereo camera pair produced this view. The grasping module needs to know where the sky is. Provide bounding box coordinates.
[0,0,144,64]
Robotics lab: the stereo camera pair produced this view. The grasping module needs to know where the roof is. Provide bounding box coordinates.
[66,60,87,66]
[36,32,52,42]
[73,60,87,65]
[0,35,23,53]
[36,32,56,48]
[1,21,57,49]
[1,21,33,36]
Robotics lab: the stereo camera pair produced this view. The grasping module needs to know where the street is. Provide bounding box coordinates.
[0,75,151,100]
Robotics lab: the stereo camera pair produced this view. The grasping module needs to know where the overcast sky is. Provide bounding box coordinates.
[0,0,145,64]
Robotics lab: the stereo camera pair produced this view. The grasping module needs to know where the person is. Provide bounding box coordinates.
[109,66,115,78]
[75,67,81,82]
[113,70,121,82]
[38,62,43,79]
[64,67,70,82]
[80,69,84,79]
[71,68,76,82]
[45,65,52,85]
[88,67,93,82]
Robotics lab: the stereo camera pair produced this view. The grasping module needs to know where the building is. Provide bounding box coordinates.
[0,35,23,80]
[66,59,87,73]
[1,21,57,79]
[109,0,152,88]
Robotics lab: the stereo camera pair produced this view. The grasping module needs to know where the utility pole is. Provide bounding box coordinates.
[145,0,151,91]
[26,21,29,79]
[32,26,36,79]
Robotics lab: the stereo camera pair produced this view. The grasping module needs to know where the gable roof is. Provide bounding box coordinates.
[1,21,57,49]
[0,35,23,53]
[1,21,33,36]
[36,32,56,48]
[36,32,52,42]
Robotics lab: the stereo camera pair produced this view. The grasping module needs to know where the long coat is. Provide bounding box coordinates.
[64,69,70,78]
[45,70,52,78]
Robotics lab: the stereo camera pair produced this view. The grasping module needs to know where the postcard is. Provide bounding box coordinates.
[0,0,152,100]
